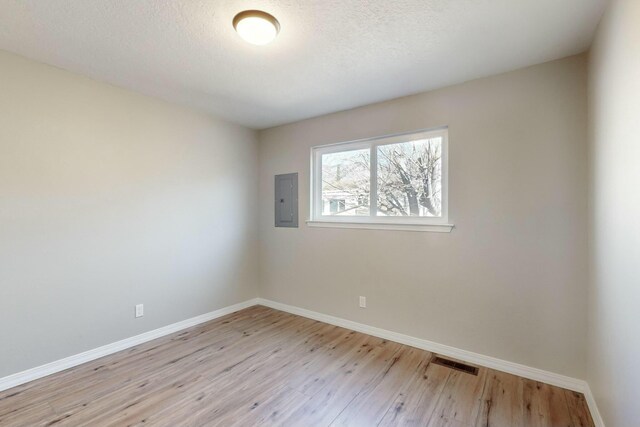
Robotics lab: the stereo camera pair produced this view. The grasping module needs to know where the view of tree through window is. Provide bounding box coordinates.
[377,137,442,217]
[315,130,447,223]
[321,149,370,216]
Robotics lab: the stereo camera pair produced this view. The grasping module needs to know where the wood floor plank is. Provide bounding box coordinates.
[475,369,525,427]
[212,334,389,425]
[224,385,308,426]
[523,379,573,427]
[378,358,451,426]
[288,333,381,396]
[426,363,488,427]
[0,306,597,427]
[110,318,336,426]
[278,340,404,426]
[329,346,432,426]
[53,315,323,426]
[0,401,56,427]
[564,390,596,427]
[162,332,346,425]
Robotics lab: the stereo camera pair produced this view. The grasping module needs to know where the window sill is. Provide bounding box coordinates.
[305,220,454,233]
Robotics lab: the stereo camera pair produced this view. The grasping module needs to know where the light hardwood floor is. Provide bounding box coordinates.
[0,305,594,426]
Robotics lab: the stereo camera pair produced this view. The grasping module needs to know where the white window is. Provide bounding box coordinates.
[310,128,452,232]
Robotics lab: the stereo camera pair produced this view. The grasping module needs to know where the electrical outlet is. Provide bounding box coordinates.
[135,304,144,318]
[359,296,366,308]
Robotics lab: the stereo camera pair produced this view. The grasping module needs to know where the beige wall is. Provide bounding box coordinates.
[0,45,594,387]
[258,55,589,378]
[0,50,259,377]
[588,1,640,425]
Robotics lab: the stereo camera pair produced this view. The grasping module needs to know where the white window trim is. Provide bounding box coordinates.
[305,220,453,232]
[309,127,453,232]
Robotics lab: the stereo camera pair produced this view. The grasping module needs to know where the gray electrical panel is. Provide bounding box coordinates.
[275,173,298,228]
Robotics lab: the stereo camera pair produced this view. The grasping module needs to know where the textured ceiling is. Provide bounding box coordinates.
[0,0,607,129]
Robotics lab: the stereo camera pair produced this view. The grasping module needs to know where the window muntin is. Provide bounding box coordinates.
[312,128,448,225]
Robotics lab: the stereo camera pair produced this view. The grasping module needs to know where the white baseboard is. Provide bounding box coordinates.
[256,298,605,427]
[0,296,604,427]
[0,298,259,393]
[583,383,606,427]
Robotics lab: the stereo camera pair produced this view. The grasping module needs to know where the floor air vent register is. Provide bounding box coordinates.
[431,356,479,376]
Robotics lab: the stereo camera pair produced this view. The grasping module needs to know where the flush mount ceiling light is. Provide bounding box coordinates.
[233,10,280,46]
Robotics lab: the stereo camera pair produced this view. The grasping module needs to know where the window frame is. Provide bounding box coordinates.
[309,127,452,231]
